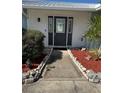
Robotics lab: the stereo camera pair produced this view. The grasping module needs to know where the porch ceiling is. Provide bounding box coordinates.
[22,0,101,11]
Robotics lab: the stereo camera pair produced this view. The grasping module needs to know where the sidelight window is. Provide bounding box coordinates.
[68,17,73,33]
[48,16,53,33]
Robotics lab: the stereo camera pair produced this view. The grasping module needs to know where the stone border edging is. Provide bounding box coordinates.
[67,49,101,83]
[23,48,53,84]
[67,49,88,79]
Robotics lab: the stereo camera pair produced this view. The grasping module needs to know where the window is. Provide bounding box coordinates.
[48,16,53,33]
[68,17,73,33]
[56,18,65,33]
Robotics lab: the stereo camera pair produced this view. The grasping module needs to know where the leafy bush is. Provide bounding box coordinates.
[22,30,45,64]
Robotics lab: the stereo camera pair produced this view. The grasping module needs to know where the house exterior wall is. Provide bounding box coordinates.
[27,9,91,47]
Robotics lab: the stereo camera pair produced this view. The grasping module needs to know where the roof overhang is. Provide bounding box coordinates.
[22,1,101,11]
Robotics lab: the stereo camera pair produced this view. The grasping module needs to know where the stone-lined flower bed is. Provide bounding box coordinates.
[22,54,46,73]
[22,64,39,72]
[22,48,53,84]
[68,48,101,83]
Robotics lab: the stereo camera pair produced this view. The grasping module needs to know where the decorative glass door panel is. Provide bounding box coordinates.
[56,19,65,33]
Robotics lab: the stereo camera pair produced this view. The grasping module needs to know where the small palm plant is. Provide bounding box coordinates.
[84,11,101,59]
[84,11,101,49]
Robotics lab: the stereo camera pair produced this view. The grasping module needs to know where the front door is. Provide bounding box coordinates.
[54,17,67,46]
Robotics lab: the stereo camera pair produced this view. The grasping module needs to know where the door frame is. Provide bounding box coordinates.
[48,16,73,47]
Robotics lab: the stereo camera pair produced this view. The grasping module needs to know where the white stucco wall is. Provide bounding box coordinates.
[27,9,91,47]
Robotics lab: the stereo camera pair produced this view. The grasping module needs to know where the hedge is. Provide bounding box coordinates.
[22,30,45,64]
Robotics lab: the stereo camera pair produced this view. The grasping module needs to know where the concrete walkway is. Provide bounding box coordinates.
[44,50,84,79]
[22,50,100,93]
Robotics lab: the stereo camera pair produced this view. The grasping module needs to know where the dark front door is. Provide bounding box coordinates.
[54,17,67,46]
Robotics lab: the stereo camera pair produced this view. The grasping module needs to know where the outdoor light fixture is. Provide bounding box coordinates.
[81,37,83,41]
[37,18,40,22]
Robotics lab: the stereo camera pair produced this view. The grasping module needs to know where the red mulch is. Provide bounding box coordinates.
[22,64,30,72]
[22,54,46,73]
[71,49,101,73]
[22,64,39,73]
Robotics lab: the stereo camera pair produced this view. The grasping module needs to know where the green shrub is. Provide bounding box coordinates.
[22,30,45,64]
